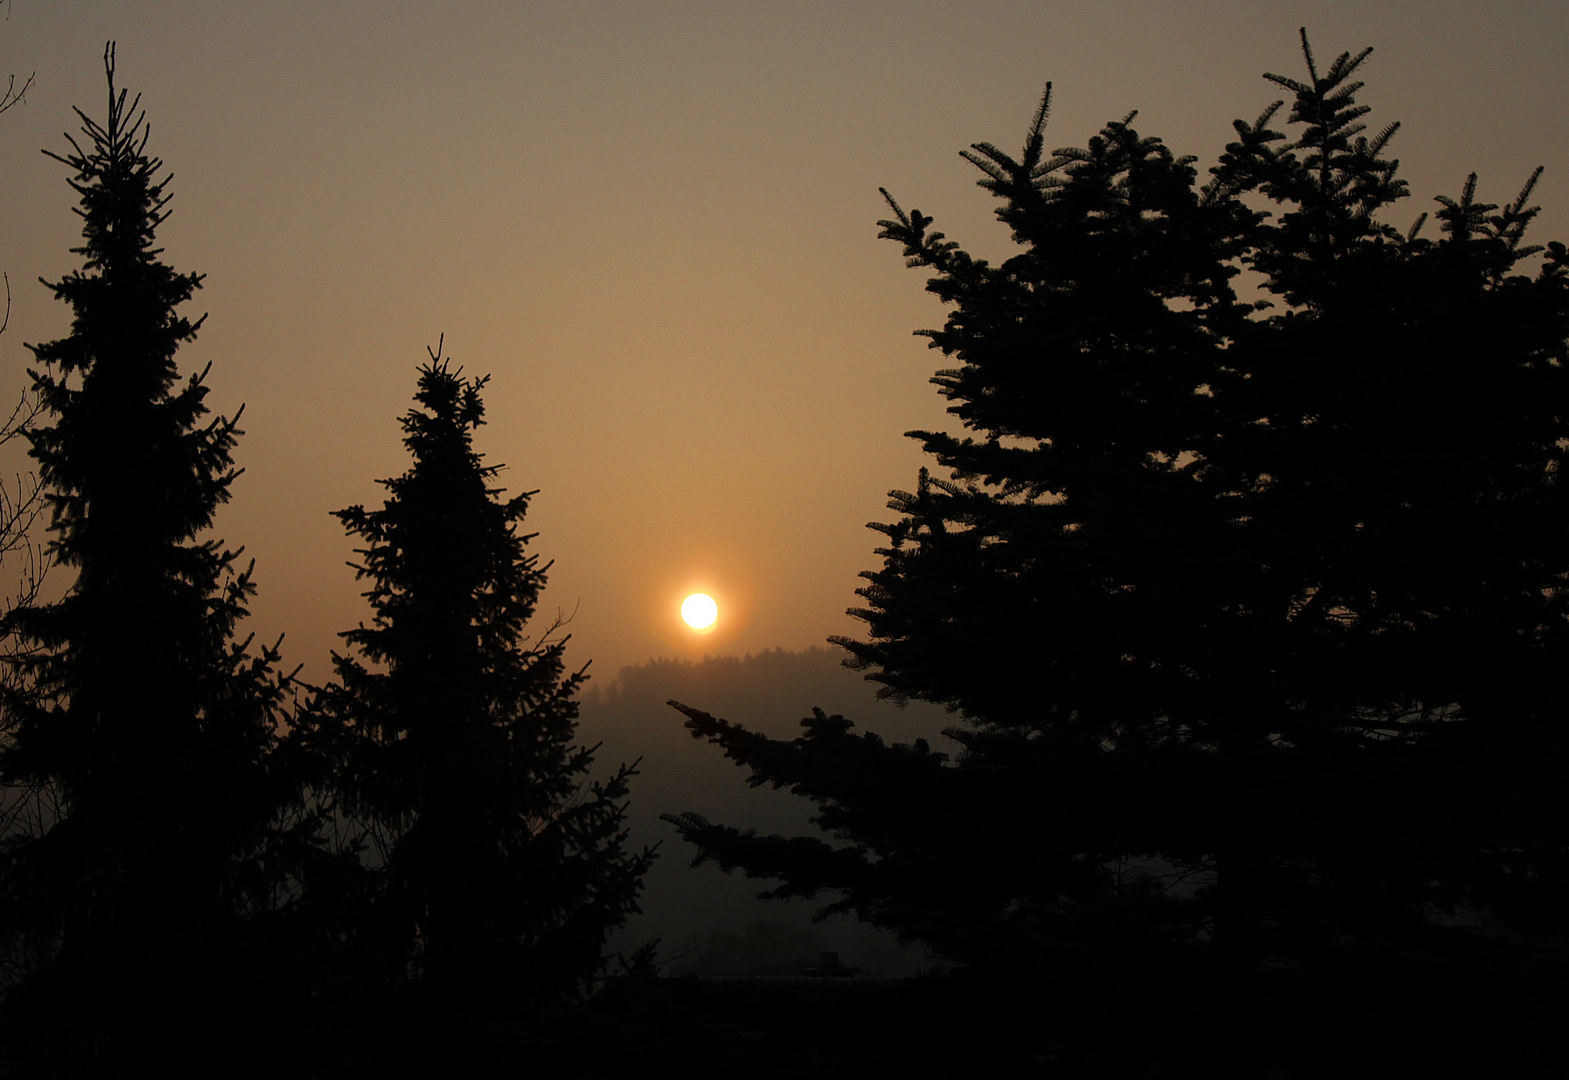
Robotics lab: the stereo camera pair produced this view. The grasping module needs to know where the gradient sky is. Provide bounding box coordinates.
[2,1,1565,686]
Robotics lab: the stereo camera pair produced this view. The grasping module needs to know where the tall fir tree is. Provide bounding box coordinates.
[1196,33,1569,952]
[666,32,1569,986]
[666,86,1256,968]
[0,45,294,1067]
[322,346,651,1011]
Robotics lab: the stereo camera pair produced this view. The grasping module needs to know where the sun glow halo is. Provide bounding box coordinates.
[681,593,718,631]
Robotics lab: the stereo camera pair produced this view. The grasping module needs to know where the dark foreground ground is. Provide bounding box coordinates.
[332,944,1565,1079]
[1,937,1562,1077]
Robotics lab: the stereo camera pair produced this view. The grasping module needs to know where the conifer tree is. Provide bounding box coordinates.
[324,346,650,1009]
[1195,34,1569,952]
[667,88,1256,967]
[0,45,293,1063]
[667,33,1569,975]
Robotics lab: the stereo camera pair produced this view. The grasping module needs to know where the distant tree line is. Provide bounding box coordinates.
[0,45,650,1075]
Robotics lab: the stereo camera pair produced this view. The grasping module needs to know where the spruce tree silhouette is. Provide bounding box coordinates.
[1197,33,1569,963]
[666,84,1260,972]
[665,31,1569,1036]
[0,44,296,1071]
[320,344,652,1020]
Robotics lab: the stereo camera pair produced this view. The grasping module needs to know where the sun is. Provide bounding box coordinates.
[681,593,718,631]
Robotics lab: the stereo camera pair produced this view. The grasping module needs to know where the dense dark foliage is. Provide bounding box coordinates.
[0,50,652,1075]
[667,31,1569,998]
[2,30,1564,1078]
[0,46,296,1070]
[315,349,652,1013]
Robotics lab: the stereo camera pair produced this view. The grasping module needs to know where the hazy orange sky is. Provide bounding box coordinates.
[2,2,1565,686]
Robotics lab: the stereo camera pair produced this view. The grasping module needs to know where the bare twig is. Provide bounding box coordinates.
[0,71,33,117]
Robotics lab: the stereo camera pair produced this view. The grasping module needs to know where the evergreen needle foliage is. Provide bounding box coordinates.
[0,44,295,1068]
[320,345,652,1011]
[666,31,1569,985]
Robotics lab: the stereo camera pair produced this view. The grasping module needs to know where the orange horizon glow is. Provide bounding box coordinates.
[0,5,1562,684]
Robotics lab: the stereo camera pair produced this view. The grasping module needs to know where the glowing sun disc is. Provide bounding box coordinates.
[681,593,718,630]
